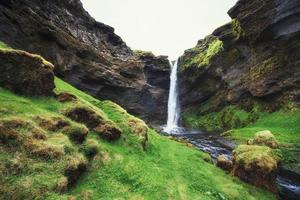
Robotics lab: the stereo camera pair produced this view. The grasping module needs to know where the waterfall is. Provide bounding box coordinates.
[164,60,181,134]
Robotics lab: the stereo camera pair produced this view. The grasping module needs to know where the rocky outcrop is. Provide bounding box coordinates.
[0,0,170,124]
[0,49,55,96]
[178,0,300,116]
[232,144,280,193]
[134,51,170,123]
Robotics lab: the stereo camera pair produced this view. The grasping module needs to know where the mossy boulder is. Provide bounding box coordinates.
[217,154,233,171]
[232,145,280,193]
[0,49,55,96]
[253,130,279,149]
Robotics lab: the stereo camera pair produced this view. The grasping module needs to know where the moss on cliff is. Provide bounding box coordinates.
[0,41,10,49]
[133,50,155,58]
[248,55,283,80]
[180,38,224,71]
[231,19,246,39]
[183,105,259,132]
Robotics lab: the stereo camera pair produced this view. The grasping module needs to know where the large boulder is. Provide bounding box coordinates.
[232,145,280,193]
[0,49,55,96]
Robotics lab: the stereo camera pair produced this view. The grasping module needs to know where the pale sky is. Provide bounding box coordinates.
[81,0,238,60]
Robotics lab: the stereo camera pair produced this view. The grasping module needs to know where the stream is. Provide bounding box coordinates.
[163,128,300,200]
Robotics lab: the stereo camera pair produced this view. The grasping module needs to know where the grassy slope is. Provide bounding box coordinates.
[0,77,275,200]
[55,78,275,200]
[0,41,274,199]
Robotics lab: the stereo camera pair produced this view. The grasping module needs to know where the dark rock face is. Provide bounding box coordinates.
[228,0,300,42]
[178,0,300,114]
[0,49,55,96]
[135,52,170,123]
[0,0,170,124]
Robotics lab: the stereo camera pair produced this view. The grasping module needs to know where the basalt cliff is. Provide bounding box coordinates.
[178,0,300,127]
[0,0,170,124]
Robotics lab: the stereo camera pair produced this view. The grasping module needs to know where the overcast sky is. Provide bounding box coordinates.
[81,0,238,60]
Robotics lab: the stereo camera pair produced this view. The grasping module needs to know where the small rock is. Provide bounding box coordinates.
[217,154,233,171]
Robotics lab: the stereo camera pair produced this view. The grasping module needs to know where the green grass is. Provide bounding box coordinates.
[0,78,276,200]
[70,130,275,200]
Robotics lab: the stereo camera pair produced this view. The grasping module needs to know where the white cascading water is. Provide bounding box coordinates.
[164,60,181,134]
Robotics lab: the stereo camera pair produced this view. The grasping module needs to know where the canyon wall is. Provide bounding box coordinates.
[0,0,170,124]
[178,0,300,126]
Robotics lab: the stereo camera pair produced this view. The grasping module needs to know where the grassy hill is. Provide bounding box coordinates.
[0,77,275,200]
[0,41,275,199]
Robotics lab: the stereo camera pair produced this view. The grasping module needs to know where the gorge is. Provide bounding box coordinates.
[0,0,300,199]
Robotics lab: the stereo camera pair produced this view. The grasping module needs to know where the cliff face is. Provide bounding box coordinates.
[178,0,300,117]
[0,0,170,124]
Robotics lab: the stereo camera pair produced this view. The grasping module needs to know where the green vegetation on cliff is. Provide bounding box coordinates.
[0,41,10,49]
[231,19,246,39]
[180,37,224,71]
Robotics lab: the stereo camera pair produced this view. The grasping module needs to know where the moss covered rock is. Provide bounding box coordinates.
[217,154,233,171]
[232,145,280,193]
[0,49,55,96]
[253,130,279,149]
